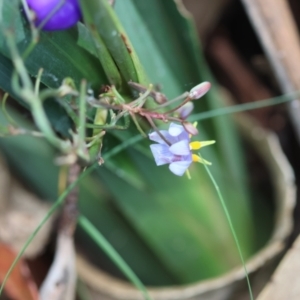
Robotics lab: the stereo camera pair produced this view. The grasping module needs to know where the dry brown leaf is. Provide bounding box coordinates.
[0,243,39,300]
[0,178,55,258]
[0,152,55,258]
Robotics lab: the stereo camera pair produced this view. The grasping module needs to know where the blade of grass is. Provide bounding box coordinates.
[79,1,122,87]
[78,215,151,300]
[79,0,139,84]
[114,0,253,262]
[202,160,253,300]
[190,91,300,122]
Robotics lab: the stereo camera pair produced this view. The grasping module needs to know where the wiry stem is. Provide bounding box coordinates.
[161,96,191,115]
[144,115,171,146]
[148,92,189,110]
[40,162,81,300]
[59,163,81,236]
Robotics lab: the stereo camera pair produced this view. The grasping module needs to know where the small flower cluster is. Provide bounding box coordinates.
[148,82,215,176]
[149,123,215,176]
[90,81,215,174]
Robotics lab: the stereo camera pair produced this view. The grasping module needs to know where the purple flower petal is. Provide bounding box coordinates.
[149,130,174,144]
[150,144,174,165]
[148,130,170,144]
[149,123,194,176]
[169,161,191,176]
[169,140,190,156]
[176,102,194,119]
[168,123,185,136]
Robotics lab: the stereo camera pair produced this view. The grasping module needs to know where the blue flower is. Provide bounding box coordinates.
[26,0,81,31]
[149,123,215,176]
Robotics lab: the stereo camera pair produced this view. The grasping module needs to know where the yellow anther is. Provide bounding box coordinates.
[190,140,216,150]
[192,154,212,165]
[192,154,201,162]
[190,141,202,150]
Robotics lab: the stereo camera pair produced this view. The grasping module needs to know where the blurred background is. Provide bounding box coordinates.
[0,0,300,299]
[184,0,300,240]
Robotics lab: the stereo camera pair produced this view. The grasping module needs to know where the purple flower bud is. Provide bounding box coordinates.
[176,102,194,119]
[26,0,81,31]
[189,82,211,100]
[152,91,168,104]
[182,122,198,135]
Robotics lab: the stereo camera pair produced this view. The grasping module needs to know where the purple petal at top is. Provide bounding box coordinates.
[169,161,192,176]
[168,123,185,136]
[150,144,174,166]
[149,130,177,145]
[168,123,190,143]
[176,102,194,119]
[169,140,191,156]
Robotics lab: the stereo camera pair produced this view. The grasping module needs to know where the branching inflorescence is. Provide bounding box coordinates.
[17,0,217,176]
[0,1,218,178]
[0,1,219,299]
[86,81,216,176]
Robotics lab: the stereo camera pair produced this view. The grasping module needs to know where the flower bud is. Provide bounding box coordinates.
[26,0,81,31]
[128,81,167,104]
[152,91,168,104]
[176,102,194,119]
[189,82,211,100]
[182,122,198,135]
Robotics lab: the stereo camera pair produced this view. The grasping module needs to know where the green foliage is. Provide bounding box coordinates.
[0,0,269,287]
